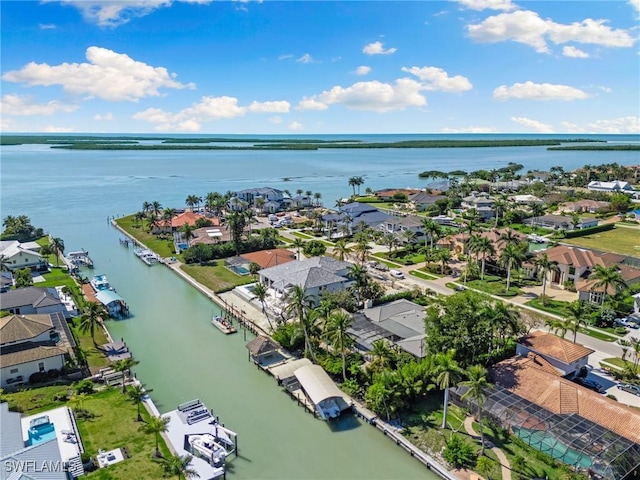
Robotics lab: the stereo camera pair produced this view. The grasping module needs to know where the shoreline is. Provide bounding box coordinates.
[109,218,458,480]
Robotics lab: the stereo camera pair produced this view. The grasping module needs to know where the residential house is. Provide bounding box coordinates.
[239,249,296,268]
[381,216,425,240]
[438,228,526,256]
[0,403,85,478]
[523,214,598,230]
[0,240,46,272]
[0,313,70,389]
[536,245,640,296]
[348,299,427,358]
[1,272,13,293]
[291,195,314,209]
[259,256,353,307]
[235,187,286,211]
[451,351,640,479]
[170,211,207,231]
[515,331,593,375]
[322,202,392,237]
[408,191,446,211]
[587,180,635,193]
[0,286,68,317]
[559,200,611,214]
[577,264,640,304]
[461,192,495,220]
[508,194,544,206]
[374,188,421,201]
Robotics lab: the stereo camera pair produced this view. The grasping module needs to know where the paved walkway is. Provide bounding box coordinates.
[463,416,512,480]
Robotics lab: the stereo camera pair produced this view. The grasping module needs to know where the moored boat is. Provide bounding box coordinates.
[90,274,113,292]
[134,248,160,266]
[212,316,236,334]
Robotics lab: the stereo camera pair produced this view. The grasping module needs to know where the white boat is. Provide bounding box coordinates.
[90,274,113,292]
[188,433,229,467]
[212,316,236,334]
[134,248,160,266]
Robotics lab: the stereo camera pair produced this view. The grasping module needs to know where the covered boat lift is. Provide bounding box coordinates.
[95,290,129,319]
[293,364,352,420]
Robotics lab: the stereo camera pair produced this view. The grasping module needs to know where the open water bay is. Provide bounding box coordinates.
[1,135,638,479]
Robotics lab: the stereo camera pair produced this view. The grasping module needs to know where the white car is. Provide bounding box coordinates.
[390,269,405,279]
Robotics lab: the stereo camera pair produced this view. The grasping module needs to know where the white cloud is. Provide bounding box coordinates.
[467,10,635,53]
[561,121,585,133]
[278,54,294,60]
[0,94,78,116]
[363,41,397,55]
[43,125,76,132]
[94,112,114,121]
[39,23,57,29]
[59,0,212,27]
[451,0,516,11]
[2,46,195,102]
[511,116,554,133]
[562,46,589,58]
[441,126,498,133]
[401,66,473,92]
[630,0,640,15]
[0,117,15,131]
[354,66,371,76]
[297,53,313,64]
[585,116,640,133]
[298,78,426,113]
[288,121,304,131]
[493,81,589,101]
[133,95,290,131]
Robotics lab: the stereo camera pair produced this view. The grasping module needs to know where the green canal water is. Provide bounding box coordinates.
[87,226,432,480]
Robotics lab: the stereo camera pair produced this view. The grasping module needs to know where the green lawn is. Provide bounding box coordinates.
[409,270,439,281]
[1,384,73,414]
[115,215,177,259]
[180,262,254,293]
[467,276,522,297]
[69,317,111,373]
[525,297,570,317]
[601,357,634,370]
[371,252,405,268]
[563,226,640,257]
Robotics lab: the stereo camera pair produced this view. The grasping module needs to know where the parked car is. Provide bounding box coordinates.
[454,285,466,292]
[617,383,640,396]
[374,263,389,272]
[390,269,405,279]
[572,377,603,393]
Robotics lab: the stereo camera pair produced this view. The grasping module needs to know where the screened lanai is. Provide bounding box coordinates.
[450,383,640,480]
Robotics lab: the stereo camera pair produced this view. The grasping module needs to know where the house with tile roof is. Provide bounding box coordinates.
[523,214,598,230]
[0,314,69,389]
[0,286,68,317]
[258,256,353,307]
[322,202,392,237]
[559,199,611,214]
[516,331,594,375]
[0,240,46,272]
[170,211,207,230]
[438,227,526,256]
[240,249,296,269]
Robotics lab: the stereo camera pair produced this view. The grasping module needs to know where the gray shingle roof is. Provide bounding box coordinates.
[363,299,425,337]
[0,287,62,310]
[260,257,352,291]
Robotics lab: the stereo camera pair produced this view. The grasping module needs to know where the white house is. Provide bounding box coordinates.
[0,240,46,271]
[516,331,593,376]
[461,192,495,219]
[0,286,68,317]
[0,314,69,389]
[259,256,353,307]
[381,216,424,238]
[587,180,635,193]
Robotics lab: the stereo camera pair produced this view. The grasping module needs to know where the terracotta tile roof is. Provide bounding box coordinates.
[0,314,53,344]
[518,331,594,364]
[541,245,624,269]
[170,211,207,228]
[240,249,296,269]
[576,264,640,293]
[492,356,640,442]
[524,352,563,376]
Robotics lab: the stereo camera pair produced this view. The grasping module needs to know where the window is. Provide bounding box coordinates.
[38,362,45,372]
[569,267,576,275]
[10,368,19,374]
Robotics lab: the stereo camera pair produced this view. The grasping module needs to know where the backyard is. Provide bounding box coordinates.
[115,215,178,259]
[563,226,640,257]
[180,261,255,293]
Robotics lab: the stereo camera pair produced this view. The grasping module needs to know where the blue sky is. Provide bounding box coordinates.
[1,0,639,134]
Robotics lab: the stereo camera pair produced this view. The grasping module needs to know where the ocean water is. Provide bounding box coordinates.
[1,134,639,479]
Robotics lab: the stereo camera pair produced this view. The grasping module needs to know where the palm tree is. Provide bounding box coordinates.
[284,285,316,359]
[499,243,525,292]
[147,215,162,233]
[253,282,274,330]
[369,339,395,372]
[566,300,589,343]
[156,454,199,479]
[79,301,107,346]
[248,262,261,279]
[139,415,171,458]
[114,357,139,393]
[162,208,176,229]
[291,238,304,260]
[332,239,352,262]
[435,248,451,275]
[127,383,153,422]
[142,201,152,215]
[589,264,626,304]
[51,237,65,266]
[421,218,441,251]
[313,192,322,206]
[435,350,464,429]
[534,253,559,305]
[180,223,196,245]
[324,309,354,381]
[498,228,521,248]
[185,194,199,212]
[383,232,399,256]
[353,237,372,264]
[348,263,369,306]
[545,318,568,338]
[151,201,162,219]
[134,211,145,227]
[473,236,495,280]
[348,177,358,196]
[460,365,492,455]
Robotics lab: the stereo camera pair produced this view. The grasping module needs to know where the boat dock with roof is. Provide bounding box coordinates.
[163,400,237,480]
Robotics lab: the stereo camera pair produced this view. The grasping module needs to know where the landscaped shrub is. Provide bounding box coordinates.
[74,379,94,395]
[443,435,476,468]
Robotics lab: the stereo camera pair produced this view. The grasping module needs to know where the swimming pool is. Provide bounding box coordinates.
[228,265,250,275]
[513,426,593,469]
[27,421,57,446]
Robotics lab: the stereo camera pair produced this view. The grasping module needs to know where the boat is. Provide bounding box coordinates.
[134,248,160,266]
[90,274,113,292]
[188,433,230,467]
[212,316,237,334]
[66,249,94,269]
